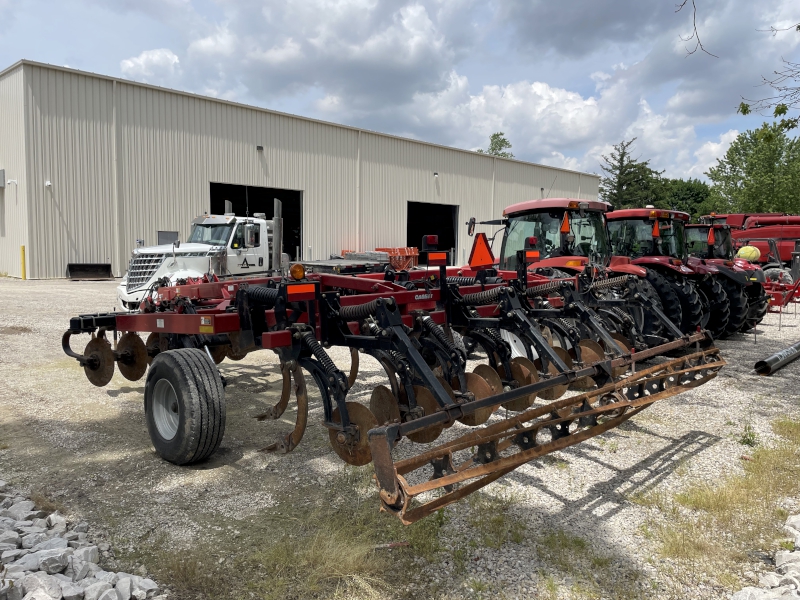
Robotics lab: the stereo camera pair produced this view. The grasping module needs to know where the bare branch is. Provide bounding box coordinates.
[675,0,718,58]
[757,22,800,36]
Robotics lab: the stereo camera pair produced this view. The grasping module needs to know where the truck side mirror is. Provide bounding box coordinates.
[467,217,476,237]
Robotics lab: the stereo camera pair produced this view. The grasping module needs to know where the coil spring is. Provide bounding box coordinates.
[446,276,477,286]
[340,299,382,321]
[611,307,633,325]
[300,331,338,376]
[526,279,573,297]
[246,285,279,307]
[421,316,462,360]
[461,287,503,306]
[588,275,631,292]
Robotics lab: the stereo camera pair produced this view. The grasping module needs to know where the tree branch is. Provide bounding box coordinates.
[675,0,718,58]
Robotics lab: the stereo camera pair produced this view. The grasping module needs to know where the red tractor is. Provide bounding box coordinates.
[685,223,769,332]
[605,209,733,339]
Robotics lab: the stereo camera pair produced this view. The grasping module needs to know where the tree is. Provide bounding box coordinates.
[705,123,800,214]
[477,132,514,159]
[663,178,712,221]
[599,139,666,208]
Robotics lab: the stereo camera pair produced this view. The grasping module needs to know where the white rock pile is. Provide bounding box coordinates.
[0,481,165,600]
[733,515,800,600]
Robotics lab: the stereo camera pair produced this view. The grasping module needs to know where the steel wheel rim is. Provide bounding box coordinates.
[153,379,180,440]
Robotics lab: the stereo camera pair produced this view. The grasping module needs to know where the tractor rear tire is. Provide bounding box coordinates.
[718,277,748,336]
[666,276,703,334]
[699,277,730,340]
[642,269,682,336]
[144,348,226,465]
[742,283,769,332]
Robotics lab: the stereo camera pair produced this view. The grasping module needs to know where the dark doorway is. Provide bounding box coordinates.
[210,183,302,259]
[407,201,458,264]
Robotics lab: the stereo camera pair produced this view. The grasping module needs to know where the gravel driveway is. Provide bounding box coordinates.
[1,277,799,599]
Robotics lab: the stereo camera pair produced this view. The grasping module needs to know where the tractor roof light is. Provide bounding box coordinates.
[289,263,306,280]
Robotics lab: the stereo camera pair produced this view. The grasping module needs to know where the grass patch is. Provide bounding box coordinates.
[645,417,800,590]
[29,491,65,514]
[467,489,526,549]
[739,423,759,447]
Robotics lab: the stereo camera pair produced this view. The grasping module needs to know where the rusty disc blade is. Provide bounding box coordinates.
[209,345,227,364]
[407,386,446,444]
[436,377,457,428]
[328,402,378,466]
[145,332,160,365]
[502,356,539,411]
[606,333,632,378]
[458,372,495,426]
[116,332,148,381]
[535,346,572,401]
[473,364,504,395]
[83,337,115,387]
[370,385,401,425]
[570,339,605,391]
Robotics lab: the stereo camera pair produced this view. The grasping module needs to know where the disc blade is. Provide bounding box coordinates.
[502,356,539,411]
[473,364,504,394]
[83,337,115,387]
[606,333,632,378]
[535,346,572,401]
[458,372,495,426]
[370,385,401,425]
[209,345,227,364]
[406,386,445,444]
[145,332,160,365]
[571,339,605,391]
[328,402,378,466]
[116,332,148,381]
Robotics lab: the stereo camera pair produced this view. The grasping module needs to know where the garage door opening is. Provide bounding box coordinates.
[210,183,302,260]
[407,201,458,264]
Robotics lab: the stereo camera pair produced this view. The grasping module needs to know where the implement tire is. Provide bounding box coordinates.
[718,277,748,336]
[642,269,682,336]
[144,348,226,465]
[743,283,769,332]
[666,276,703,334]
[699,276,730,339]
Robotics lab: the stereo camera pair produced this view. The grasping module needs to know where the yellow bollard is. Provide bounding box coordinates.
[20,245,26,280]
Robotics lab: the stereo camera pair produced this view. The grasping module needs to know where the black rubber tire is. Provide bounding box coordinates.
[699,277,730,339]
[666,276,703,334]
[642,269,682,336]
[144,348,226,465]
[764,268,794,285]
[717,277,748,336]
[743,283,769,332]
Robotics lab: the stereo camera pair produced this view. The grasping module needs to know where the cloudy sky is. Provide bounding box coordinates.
[0,0,797,179]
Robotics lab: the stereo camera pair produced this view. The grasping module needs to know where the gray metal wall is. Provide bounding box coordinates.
[1,61,599,279]
[0,66,29,278]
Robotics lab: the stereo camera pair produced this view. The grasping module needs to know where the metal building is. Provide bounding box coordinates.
[0,59,599,279]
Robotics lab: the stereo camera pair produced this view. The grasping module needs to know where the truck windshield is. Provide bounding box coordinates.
[608,219,686,260]
[500,210,609,269]
[685,227,733,260]
[187,223,234,245]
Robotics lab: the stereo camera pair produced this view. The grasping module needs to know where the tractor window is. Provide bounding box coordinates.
[187,223,235,246]
[608,219,686,260]
[685,227,711,258]
[500,210,609,269]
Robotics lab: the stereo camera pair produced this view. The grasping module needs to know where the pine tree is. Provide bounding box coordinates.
[599,139,666,208]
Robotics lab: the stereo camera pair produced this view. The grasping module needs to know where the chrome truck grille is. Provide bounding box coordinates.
[127,254,165,291]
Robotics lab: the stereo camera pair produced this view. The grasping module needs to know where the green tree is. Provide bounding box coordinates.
[663,178,712,221]
[705,123,800,214]
[477,132,514,159]
[599,138,666,208]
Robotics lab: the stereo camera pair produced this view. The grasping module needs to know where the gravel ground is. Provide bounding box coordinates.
[1,277,799,599]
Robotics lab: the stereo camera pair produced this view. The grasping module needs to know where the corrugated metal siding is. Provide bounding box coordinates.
[0,66,28,278]
[15,61,599,277]
[25,65,116,279]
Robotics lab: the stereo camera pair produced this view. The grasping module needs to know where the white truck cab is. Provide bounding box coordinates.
[118,213,283,310]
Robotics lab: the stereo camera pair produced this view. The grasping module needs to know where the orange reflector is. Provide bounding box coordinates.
[428,251,449,266]
[525,250,540,263]
[652,220,660,238]
[707,227,715,245]
[565,260,583,267]
[468,232,495,269]
[287,283,316,300]
[560,212,571,234]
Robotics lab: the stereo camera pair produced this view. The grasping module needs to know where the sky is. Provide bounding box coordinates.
[0,0,797,180]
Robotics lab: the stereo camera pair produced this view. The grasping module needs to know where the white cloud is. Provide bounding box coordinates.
[688,129,739,179]
[120,48,181,84]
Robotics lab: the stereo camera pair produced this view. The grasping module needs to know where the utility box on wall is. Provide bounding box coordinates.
[0,170,5,188]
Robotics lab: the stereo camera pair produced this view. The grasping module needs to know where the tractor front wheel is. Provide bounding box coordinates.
[699,277,730,340]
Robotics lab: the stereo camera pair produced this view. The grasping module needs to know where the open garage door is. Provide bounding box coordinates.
[210,183,302,260]
[407,201,458,264]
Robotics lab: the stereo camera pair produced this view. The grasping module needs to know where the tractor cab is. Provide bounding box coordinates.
[606,208,690,266]
[685,223,735,261]
[498,198,612,272]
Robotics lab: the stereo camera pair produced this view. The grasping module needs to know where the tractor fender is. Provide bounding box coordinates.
[531,256,586,272]
[632,257,695,276]
[714,264,749,286]
[686,260,719,276]
[606,263,647,277]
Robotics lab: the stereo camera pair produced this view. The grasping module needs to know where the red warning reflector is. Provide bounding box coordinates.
[287,283,316,300]
[560,212,570,234]
[525,236,538,249]
[525,250,540,263]
[652,220,660,238]
[468,232,495,269]
[707,227,715,245]
[428,251,448,266]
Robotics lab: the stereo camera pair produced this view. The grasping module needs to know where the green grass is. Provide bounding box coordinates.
[738,423,759,447]
[467,489,527,549]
